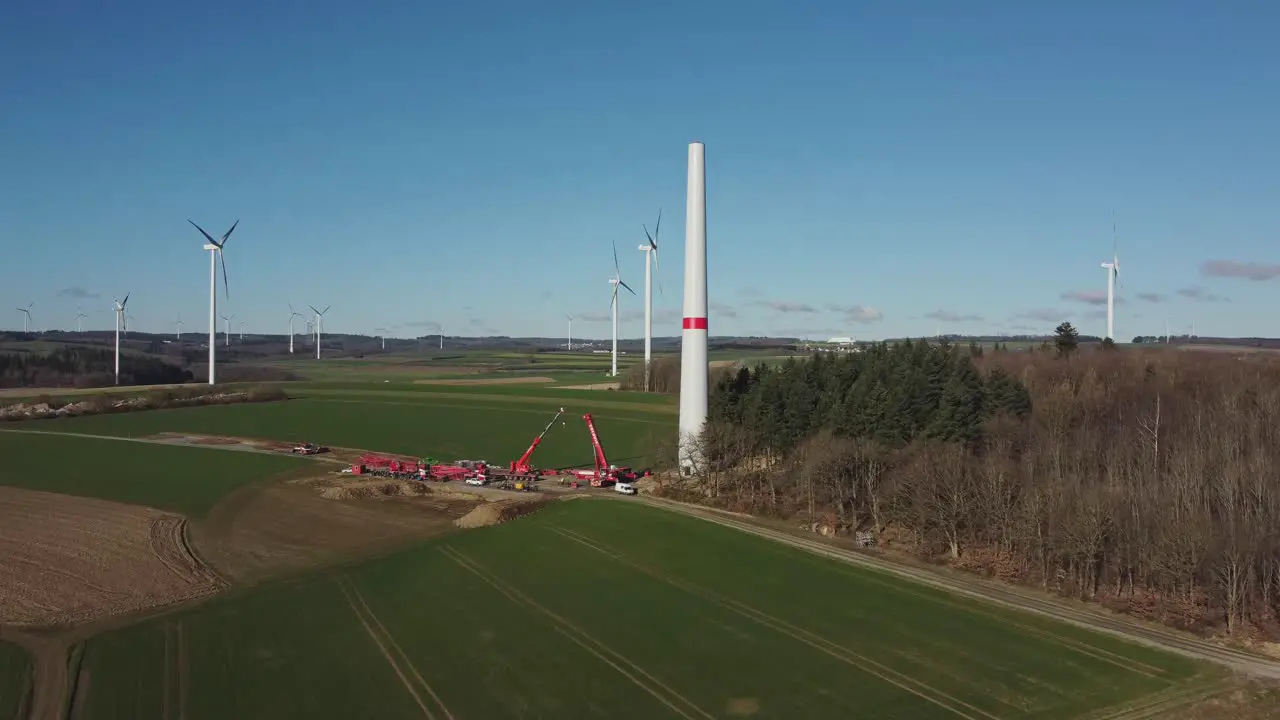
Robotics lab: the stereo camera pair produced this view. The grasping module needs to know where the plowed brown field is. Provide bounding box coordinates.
[0,487,222,627]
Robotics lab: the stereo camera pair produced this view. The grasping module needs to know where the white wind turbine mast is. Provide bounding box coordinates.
[639,210,663,391]
[221,313,234,346]
[112,294,130,385]
[609,240,637,377]
[189,219,237,385]
[238,320,245,340]
[310,305,330,359]
[16,302,33,333]
[565,313,575,351]
[288,304,303,354]
[375,327,389,351]
[75,308,87,333]
[1100,217,1120,341]
[174,314,184,341]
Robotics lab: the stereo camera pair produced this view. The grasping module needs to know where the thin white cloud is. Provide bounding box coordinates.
[1200,259,1280,282]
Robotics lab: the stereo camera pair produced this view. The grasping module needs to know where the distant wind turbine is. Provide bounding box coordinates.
[174,314,184,341]
[75,308,87,333]
[565,313,575,351]
[112,294,130,384]
[288,304,303,354]
[124,314,135,338]
[309,305,330,359]
[375,327,390,351]
[189,219,237,384]
[221,313,234,346]
[609,240,636,377]
[238,320,246,340]
[15,302,33,333]
[1100,215,1121,341]
[639,209,662,391]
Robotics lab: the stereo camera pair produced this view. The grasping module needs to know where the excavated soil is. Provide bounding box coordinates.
[319,480,433,500]
[410,376,554,386]
[191,482,470,583]
[453,499,550,529]
[0,487,222,627]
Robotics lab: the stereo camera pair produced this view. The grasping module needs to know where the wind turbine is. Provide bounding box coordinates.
[238,320,246,340]
[1100,214,1121,341]
[112,294,130,384]
[15,303,32,332]
[639,210,662,391]
[288,304,303,354]
[189,219,237,385]
[124,314,135,338]
[565,313,575,351]
[309,305,330,359]
[174,314,184,341]
[221,313,233,346]
[609,241,636,377]
[74,308,87,333]
[375,327,389,351]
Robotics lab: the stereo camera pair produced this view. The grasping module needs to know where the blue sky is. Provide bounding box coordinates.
[3,1,1278,341]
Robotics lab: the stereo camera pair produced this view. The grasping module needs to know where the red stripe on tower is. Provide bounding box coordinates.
[682,317,707,330]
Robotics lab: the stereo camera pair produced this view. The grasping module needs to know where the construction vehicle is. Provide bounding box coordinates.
[509,407,565,476]
[571,413,644,487]
[291,442,323,455]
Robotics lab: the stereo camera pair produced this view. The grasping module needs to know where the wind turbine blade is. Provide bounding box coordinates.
[121,293,130,308]
[321,305,331,315]
[218,249,230,298]
[221,219,240,245]
[612,240,620,276]
[644,225,656,250]
[654,208,661,244]
[309,305,320,315]
[188,219,216,245]
[620,280,636,296]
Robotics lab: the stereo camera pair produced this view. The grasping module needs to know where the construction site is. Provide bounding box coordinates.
[333,407,650,494]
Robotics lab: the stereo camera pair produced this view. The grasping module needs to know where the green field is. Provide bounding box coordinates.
[76,500,1204,719]
[0,641,31,720]
[0,431,313,516]
[13,394,665,469]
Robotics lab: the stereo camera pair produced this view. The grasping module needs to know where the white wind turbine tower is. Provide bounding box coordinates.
[375,327,389,351]
[639,210,663,391]
[189,219,237,385]
[238,320,245,340]
[75,308,87,333]
[112,294,130,385]
[221,314,234,346]
[174,314,184,340]
[16,303,33,332]
[288,305,303,354]
[310,305,330,359]
[565,313,575,351]
[609,241,636,377]
[1100,227,1120,341]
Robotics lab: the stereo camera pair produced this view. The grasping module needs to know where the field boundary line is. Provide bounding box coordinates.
[176,620,188,720]
[440,546,712,720]
[341,579,455,720]
[337,579,440,719]
[162,622,173,720]
[1081,674,1227,720]
[638,497,1280,679]
[551,526,993,720]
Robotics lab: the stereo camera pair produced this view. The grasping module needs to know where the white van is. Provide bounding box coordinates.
[614,482,637,496]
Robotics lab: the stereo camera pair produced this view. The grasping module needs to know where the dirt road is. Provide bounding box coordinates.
[637,496,1280,680]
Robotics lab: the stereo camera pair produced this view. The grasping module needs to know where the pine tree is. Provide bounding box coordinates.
[1054,322,1080,358]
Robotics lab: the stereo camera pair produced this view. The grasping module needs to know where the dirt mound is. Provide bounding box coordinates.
[320,481,432,500]
[411,376,554,386]
[454,499,549,529]
[0,487,223,627]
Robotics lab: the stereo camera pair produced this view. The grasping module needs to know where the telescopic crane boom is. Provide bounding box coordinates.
[510,407,566,474]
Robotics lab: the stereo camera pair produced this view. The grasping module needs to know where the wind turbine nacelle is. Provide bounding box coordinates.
[203,244,219,251]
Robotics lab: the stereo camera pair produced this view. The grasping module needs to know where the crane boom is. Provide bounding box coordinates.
[511,407,566,473]
[583,413,611,484]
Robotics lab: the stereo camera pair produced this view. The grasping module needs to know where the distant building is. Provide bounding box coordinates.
[826,337,856,345]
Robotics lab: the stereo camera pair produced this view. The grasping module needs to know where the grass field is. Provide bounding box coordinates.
[0,432,313,517]
[12,393,665,469]
[76,500,1205,719]
[0,641,30,719]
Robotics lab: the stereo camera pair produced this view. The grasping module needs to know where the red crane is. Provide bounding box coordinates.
[580,413,638,486]
[510,407,566,475]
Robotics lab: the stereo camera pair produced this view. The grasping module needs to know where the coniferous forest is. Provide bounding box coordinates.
[656,340,1280,640]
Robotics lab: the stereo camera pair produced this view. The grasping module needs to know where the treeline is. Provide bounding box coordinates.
[618,357,684,393]
[0,347,192,388]
[0,385,288,420]
[662,343,1280,639]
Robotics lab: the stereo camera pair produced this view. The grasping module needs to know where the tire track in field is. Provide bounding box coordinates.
[162,622,173,720]
[813,558,1167,679]
[551,527,995,720]
[637,496,1280,680]
[440,546,712,720]
[176,620,188,720]
[337,578,452,720]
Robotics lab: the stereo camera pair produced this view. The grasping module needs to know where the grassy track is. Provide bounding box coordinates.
[76,500,1206,719]
[0,432,312,517]
[0,641,31,720]
[13,397,663,468]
